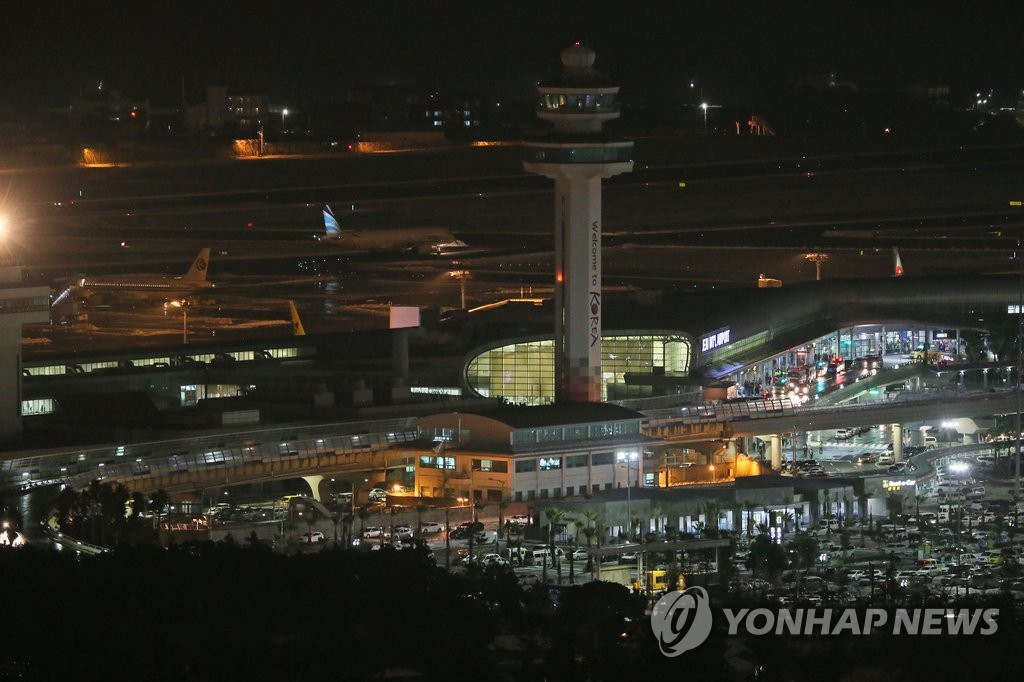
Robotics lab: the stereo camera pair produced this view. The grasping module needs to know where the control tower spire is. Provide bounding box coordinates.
[523,44,633,403]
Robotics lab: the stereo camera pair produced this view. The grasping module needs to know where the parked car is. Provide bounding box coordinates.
[877,454,895,466]
[508,514,530,526]
[299,530,325,544]
[392,525,413,539]
[363,526,383,539]
[570,549,589,561]
[368,488,388,502]
[480,553,509,567]
[420,521,444,534]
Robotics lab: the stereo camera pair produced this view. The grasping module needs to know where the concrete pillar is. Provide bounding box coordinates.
[301,475,326,502]
[892,423,904,463]
[392,328,409,383]
[770,434,782,471]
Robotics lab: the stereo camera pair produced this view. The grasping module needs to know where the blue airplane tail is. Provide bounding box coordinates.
[323,205,341,238]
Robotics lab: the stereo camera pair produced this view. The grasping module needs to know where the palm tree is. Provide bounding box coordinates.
[914,493,928,521]
[545,507,565,584]
[701,501,721,537]
[357,504,371,538]
[886,492,905,522]
[742,501,757,539]
[497,498,509,539]
[149,488,170,545]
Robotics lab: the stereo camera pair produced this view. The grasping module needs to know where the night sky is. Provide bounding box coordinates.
[2,2,1022,108]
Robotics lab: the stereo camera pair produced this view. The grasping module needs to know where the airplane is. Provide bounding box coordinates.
[317,204,472,256]
[893,247,904,277]
[54,248,215,308]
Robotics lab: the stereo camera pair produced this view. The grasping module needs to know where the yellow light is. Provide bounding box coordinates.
[1011,201,1023,207]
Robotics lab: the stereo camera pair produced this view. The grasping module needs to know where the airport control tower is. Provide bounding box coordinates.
[523,44,633,403]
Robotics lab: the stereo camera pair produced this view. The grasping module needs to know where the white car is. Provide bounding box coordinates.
[570,549,589,561]
[299,530,325,544]
[876,454,895,466]
[508,515,530,526]
[480,553,509,567]
[362,526,383,538]
[420,522,444,534]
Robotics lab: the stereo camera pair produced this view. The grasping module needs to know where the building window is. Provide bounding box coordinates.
[515,459,536,473]
[604,483,613,491]
[473,459,508,473]
[566,486,574,497]
[514,491,523,502]
[420,455,455,470]
[591,452,613,466]
[592,484,600,494]
[566,454,588,468]
[553,488,561,498]
[487,489,502,502]
[538,457,561,471]
[540,489,549,499]
[527,490,536,501]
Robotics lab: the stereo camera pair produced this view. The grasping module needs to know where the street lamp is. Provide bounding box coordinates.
[617,452,639,540]
[701,102,708,134]
[282,108,289,131]
[449,267,471,309]
[709,464,716,483]
[167,298,191,344]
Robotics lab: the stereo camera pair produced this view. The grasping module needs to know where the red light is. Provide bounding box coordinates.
[247,222,254,228]
[574,41,581,47]
[556,272,563,283]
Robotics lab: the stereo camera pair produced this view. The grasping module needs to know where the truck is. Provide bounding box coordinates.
[633,569,685,594]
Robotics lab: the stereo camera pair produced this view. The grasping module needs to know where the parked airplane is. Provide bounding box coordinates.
[317,205,471,256]
[54,248,214,308]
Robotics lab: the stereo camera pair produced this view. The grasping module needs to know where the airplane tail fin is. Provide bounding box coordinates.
[893,247,904,277]
[323,205,342,239]
[183,248,211,281]
[289,300,306,336]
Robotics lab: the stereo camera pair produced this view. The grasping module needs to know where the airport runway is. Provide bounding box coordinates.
[8,138,1024,356]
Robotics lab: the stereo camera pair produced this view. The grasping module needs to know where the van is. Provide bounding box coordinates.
[817,518,840,532]
[924,435,938,448]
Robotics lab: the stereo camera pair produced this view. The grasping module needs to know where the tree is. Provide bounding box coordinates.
[357,504,371,538]
[149,488,170,545]
[701,501,721,538]
[742,500,757,538]
[886,492,905,521]
[750,531,786,585]
[545,507,565,585]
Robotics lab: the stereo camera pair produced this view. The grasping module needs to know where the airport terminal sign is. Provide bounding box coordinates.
[700,327,730,354]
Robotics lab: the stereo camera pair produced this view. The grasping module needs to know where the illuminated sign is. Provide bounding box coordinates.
[883,478,916,491]
[701,327,730,353]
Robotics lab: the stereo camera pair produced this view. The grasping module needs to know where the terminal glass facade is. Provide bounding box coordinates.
[465,334,692,405]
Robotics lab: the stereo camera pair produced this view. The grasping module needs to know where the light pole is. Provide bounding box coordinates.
[617,452,638,540]
[168,299,191,344]
[709,464,716,483]
[488,477,506,542]
[449,267,471,309]
[701,102,708,134]
[282,108,289,131]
